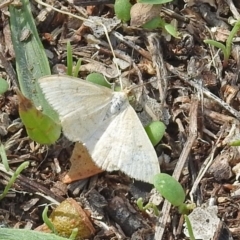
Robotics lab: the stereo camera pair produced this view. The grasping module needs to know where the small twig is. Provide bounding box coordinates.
[189,127,225,202]
[155,97,198,239]
[112,31,152,61]
[173,97,198,180]
[189,79,240,119]
[72,0,114,5]
[161,7,190,24]
[166,63,240,119]
[0,165,64,203]
[147,33,168,114]
[204,108,236,125]
[226,0,240,20]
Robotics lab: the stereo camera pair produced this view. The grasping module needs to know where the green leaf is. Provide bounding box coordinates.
[145,121,166,146]
[229,140,240,146]
[228,134,240,146]
[153,173,185,207]
[86,73,111,88]
[9,0,58,121]
[114,0,132,22]
[0,78,9,95]
[0,228,69,240]
[137,0,173,4]
[16,89,61,145]
[142,16,162,30]
[164,23,179,38]
[204,39,226,52]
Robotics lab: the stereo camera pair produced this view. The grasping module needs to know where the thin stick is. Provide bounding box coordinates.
[166,63,240,119]
[147,33,168,117]
[155,97,198,239]
[0,164,64,203]
[112,31,152,61]
[189,127,225,202]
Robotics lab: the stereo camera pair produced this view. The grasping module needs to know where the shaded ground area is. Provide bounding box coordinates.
[1,0,240,239]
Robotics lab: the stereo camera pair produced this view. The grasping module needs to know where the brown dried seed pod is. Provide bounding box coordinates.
[49,198,95,239]
[130,3,162,27]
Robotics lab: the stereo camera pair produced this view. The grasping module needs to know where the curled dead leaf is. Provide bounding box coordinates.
[62,142,103,183]
[80,62,119,79]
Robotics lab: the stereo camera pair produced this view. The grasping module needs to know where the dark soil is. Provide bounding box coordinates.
[1,0,240,239]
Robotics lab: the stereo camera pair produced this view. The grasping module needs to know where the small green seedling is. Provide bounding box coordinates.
[0,161,29,201]
[0,78,9,95]
[136,197,160,216]
[69,228,78,240]
[143,16,178,38]
[204,20,240,67]
[67,41,82,77]
[153,173,188,214]
[67,42,112,87]
[114,0,132,22]
[153,173,196,239]
[145,121,166,146]
[42,205,57,234]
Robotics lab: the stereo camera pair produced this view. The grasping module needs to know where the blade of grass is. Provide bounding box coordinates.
[184,215,196,240]
[204,39,226,53]
[9,0,58,121]
[226,20,240,62]
[42,205,57,234]
[67,41,73,76]
[0,161,29,201]
[73,59,82,77]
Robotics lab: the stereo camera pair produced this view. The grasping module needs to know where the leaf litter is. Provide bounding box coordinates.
[0,0,240,239]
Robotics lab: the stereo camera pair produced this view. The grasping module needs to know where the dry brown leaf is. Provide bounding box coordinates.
[213,27,230,42]
[62,142,103,183]
[80,62,119,78]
